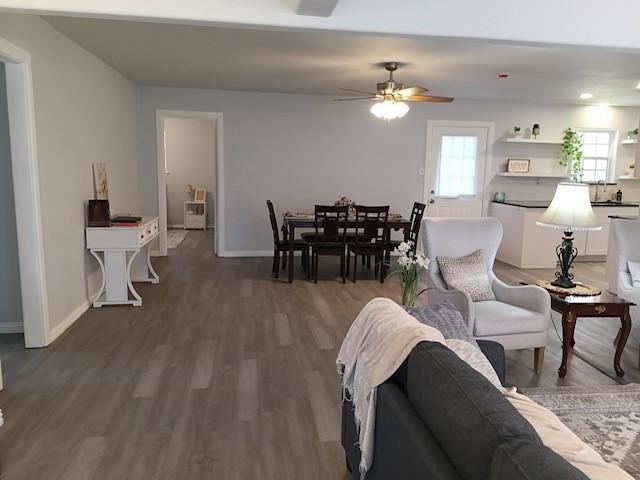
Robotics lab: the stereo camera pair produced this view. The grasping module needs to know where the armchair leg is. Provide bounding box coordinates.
[534,347,545,374]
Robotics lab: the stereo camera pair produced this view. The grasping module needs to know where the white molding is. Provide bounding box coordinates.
[224,250,273,258]
[150,249,162,257]
[156,110,224,258]
[47,300,90,344]
[168,224,215,229]
[0,323,24,334]
[0,36,50,348]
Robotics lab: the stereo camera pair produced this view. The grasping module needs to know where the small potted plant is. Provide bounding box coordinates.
[391,241,429,307]
[559,128,583,182]
[512,126,522,138]
[626,128,639,141]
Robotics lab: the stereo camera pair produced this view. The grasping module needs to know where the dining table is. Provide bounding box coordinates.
[282,212,411,283]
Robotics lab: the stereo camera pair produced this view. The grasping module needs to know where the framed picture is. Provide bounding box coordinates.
[507,158,530,174]
[194,187,207,203]
[92,163,109,200]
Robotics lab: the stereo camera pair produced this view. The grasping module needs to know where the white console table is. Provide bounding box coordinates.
[86,217,160,307]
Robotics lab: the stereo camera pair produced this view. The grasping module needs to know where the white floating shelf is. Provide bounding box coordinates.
[503,138,562,145]
[617,175,640,181]
[496,172,568,179]
[621,139,638,145]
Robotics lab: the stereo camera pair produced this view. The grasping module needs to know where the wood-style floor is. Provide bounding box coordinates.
[0,230,637,479]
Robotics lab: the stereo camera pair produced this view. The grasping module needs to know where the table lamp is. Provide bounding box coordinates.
[536,182,601,288]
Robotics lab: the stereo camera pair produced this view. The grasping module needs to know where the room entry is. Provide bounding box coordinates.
[424,121,493,217]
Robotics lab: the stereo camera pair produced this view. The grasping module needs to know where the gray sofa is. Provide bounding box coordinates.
[341,340,587,480]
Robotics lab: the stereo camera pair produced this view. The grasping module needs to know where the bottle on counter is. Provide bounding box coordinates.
[616,189,623,202]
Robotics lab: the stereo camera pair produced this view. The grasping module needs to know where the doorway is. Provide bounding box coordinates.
[424,121,494,217]
[156,110,224,257]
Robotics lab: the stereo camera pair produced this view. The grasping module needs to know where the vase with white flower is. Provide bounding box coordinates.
[392,241,429,307]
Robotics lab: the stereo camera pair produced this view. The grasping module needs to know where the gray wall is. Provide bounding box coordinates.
[0,63,23,332]
[165,117,216,227]
[0,14,141,332]
[137,86,640,254]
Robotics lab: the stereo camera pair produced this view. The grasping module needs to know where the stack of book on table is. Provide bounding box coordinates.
[110,215,142,227]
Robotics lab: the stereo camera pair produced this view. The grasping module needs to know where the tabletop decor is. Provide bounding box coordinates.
[559,128,583,181]
[536,182,601,288]
[334,196,356,216]
[391,241,429,307]
[536,280,601,297]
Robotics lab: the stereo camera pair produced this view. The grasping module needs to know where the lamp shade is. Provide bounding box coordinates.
[536,182,602,231]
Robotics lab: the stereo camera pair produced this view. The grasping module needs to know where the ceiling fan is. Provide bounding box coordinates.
[337,62,454,120]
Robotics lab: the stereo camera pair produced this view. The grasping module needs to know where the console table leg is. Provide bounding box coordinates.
[614,310,632,377]
[558,312,575,378]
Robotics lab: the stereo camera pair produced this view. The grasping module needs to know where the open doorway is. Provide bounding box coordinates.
[0,62,23,343]
[156,111,223,257]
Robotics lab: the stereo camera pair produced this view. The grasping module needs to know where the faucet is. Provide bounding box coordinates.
[594,180,608,202]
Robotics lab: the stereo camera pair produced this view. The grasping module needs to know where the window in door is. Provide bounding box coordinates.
[578,130,615,182]
[436,135,479,197]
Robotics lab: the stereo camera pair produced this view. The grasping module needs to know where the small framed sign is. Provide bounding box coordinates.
[507,158,530,174]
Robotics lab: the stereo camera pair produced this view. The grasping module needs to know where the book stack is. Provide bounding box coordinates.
[111,215,142,227]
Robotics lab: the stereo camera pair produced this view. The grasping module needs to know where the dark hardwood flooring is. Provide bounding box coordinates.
[0,230,637,479]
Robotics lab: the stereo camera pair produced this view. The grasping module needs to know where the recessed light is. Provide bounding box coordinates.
[580,92,593,99]
[636,82,640,90]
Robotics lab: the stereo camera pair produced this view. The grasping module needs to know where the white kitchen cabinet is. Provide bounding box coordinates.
[491,202,638,268]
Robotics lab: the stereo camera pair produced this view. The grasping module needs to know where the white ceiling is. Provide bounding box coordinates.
[45,16,640,105]
[8,0,640,50]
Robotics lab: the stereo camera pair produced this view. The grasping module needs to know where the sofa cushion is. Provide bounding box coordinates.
[406,302,476,344]
[437,249,496,301]
[407,342,541,480]
[491,440,589,480]
[474,301,547,336]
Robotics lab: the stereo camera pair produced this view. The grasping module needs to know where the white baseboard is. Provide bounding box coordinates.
[0,322,24,334]
[168,224,215,229]
[48,299,90,344]
[150,249,162,257]
[223,250,273,258]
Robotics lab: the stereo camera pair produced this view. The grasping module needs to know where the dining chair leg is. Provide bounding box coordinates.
[340,255,346,284]
[380,256,386,283]
[367,255,371,270]
[314,252,319,284]
[301,248,308,272]
[282,249,288,271]
[346,250,350,276]
[273,251,280,279]
[374,256,379,276]
[361,255,366,267]
[352,253,358,283]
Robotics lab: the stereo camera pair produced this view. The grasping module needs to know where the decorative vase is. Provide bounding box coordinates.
[401,275,420,307]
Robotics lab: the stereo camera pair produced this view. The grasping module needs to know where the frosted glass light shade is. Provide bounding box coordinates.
[536,182,602,232]
[370,100,409,120]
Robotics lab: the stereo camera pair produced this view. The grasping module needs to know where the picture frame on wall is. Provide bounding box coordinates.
[194,188,207,203]
[507,158,530,174]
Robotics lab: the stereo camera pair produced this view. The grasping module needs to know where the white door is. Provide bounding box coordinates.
[425,123,490,217]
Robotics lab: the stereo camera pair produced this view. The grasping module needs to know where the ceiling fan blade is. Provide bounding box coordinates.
[407,95,454,103]
[338,87,378,96]
[333,97,377,102]
[395,86,428,97]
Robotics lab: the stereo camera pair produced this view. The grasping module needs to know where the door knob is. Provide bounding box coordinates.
[430,189,435,194]
[429,199,435,204]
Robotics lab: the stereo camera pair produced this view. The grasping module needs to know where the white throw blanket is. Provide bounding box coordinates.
[336,297,445,478]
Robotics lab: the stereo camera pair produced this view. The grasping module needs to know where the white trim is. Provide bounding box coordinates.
[0,36,50,348]
[423,120,495,217]
[150,249,162,257]
[47,300,90,344]
[156,110,224,257]
[168,224,215,229]
[0,323,24,334]
[224,250,274,258]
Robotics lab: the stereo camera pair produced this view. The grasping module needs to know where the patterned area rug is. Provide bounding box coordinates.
[523,384,640,478]
[167,229,188,249]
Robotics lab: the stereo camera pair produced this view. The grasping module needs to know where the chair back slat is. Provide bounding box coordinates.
[354,205,389,244]
[314,205,348,243]
[266,200,281,244]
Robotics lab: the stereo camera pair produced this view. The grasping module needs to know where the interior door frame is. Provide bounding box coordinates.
[423,120,495,217]
[155,109,225,257]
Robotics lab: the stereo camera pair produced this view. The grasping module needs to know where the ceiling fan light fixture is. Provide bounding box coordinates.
[370,100,409,120]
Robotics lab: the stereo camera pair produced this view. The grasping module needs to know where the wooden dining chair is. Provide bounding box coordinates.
[388,201,426,254]
[267,200,308,279]
[347,205,389,283]
[308,205,349,283]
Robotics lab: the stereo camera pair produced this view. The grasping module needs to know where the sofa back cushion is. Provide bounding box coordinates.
[406,342,541,480]
[491,440,589,480]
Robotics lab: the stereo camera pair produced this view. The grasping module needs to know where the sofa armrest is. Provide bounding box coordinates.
[342,382,461,480]
[489,273,551,318]
[476,340,506,385]
[420,288,475,333]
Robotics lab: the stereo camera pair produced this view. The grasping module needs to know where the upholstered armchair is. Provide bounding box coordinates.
[421,217,551,373]
[611,219,640,366]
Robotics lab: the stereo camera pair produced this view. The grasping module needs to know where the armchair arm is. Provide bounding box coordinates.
[420,287,475,334]
[489,272,550,318]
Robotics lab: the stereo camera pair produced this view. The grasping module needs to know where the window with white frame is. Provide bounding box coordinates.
[436,135,478,197]
[578,130,615,182]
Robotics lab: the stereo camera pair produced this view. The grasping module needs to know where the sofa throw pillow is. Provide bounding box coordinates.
[437,249,496,301]
[406,302,475,344]
[628,259,640,286]
[407,342,541,480]
[491,440,589,480]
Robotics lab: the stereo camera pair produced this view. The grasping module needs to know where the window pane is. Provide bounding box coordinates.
[582,170,595,182]
[596,132,610,144]
[583,144,596,157]
[594,170,607,181]
[583,132,598,144]
[437,135,478,197]
[595,145,609,157]
[583,159,596,170]
[596,159,608,170]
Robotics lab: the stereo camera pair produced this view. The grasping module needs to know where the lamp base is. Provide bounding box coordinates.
[550,230,578,289]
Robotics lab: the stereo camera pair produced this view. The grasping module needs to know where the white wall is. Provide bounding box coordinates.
[0,62,23,333]
[137,86,640,255]
[0,13,140,334]
[164,117,216,227]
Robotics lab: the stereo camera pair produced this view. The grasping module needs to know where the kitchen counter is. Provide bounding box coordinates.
[492,200,639,208]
